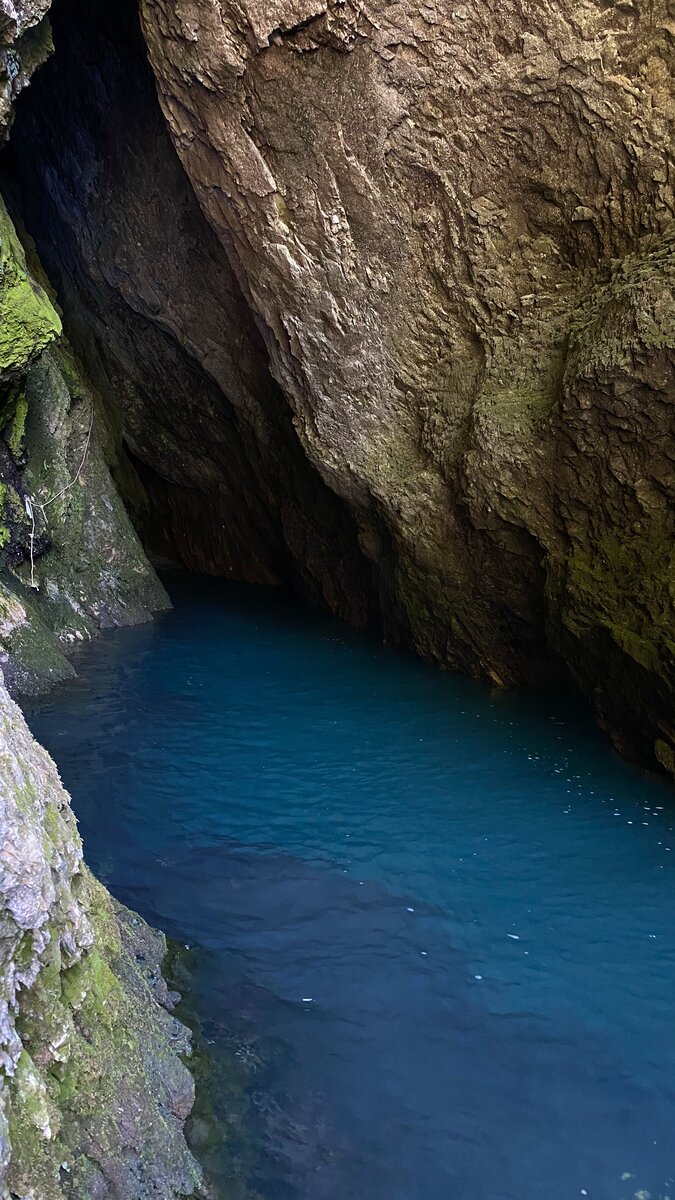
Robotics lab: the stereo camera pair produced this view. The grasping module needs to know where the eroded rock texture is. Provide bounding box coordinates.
[2,0,377,627]
[136,0,675,774]
[2,3,161,696]
[0,12,203,1197]
[2,0,673,775]
[0,144,168,691]
[0,681,201,1199]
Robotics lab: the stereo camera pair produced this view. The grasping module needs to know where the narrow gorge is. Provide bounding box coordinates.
[0,0,673,1195]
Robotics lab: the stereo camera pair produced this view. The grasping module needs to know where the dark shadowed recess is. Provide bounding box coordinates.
[0,0,380,627]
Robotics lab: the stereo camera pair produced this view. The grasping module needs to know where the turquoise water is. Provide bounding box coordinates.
[27,578,675,1200]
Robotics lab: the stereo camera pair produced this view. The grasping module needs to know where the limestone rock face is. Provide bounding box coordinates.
[138,0,675,775]
[0,681,201,1198]
[0,0,170,692]
[0,18,198,1195]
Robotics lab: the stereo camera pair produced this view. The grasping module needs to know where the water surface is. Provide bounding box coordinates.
[28,578,675,1200]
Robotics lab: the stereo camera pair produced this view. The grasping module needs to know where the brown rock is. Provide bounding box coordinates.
[4,0,673,776]
[137,0,675,774]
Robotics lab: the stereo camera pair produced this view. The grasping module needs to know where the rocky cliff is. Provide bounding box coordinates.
[0,682,201,1198]
[137,0,675,777]
[0,133,168,693]
[0,0,673,1189]
[1,0,671,778]
[0,7,202,1196]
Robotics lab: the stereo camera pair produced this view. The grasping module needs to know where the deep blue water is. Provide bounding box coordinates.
[27,578,675,1200]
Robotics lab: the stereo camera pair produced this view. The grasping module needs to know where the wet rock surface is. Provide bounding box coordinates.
[0,189,168,693]
[0,681,202,1198]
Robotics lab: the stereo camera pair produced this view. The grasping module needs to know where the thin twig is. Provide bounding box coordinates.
[24,495,37,590]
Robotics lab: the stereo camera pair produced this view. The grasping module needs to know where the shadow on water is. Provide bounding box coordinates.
[26,575,675,1200]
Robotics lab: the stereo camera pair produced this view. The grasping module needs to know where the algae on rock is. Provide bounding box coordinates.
[0,193,60,380]
[0,682,202,1199]
[0,11,203,1199]
[0,196,169,694]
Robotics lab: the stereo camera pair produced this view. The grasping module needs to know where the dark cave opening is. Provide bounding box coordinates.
[0,0,379,629]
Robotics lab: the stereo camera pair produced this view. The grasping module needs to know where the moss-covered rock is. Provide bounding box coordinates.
[0,194,60,382]
[0,190,169,694]
[131,0,675,779]
[0,682,202,1198]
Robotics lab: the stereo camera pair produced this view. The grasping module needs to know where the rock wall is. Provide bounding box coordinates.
[0,0,52,145]
[0,0,672,1193]
[0,189,169,693]
[0,682,201,1199]
[136,0,675,777]
[1,0,378,629]
[3,0,672,775]
[1,11,204,1197]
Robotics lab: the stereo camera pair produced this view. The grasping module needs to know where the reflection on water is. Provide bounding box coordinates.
[27,577,675,1200]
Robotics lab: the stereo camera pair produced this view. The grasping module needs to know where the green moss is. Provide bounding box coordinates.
[548,514,675,773]
[7,388,28,458]
[61,950,118,1017]
[7,1049,62,1200]
[0,195,61,379]
[52,341,89,403]
[0,576,76,692]
[8,874,201,1199]
[0,480,9,548]
[273,192,293,229]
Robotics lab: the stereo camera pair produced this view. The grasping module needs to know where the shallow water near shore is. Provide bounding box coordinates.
[27,577,675,1200]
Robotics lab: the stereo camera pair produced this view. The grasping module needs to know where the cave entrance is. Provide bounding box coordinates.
[0,0,376,626]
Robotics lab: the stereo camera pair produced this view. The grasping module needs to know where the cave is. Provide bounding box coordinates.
[0,0,379,629]
[3,0,672,785]
[1,2,674,1197]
